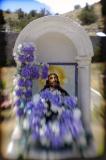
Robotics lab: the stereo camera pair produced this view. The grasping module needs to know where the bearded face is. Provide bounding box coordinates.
[48,74,59,88]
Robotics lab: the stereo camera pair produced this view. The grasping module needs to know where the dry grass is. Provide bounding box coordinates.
[1,67,16,94]
[91,63,104,94]
[3,13,18,21]
[63,2,103,35]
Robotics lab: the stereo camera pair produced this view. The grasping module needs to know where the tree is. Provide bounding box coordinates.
[74,5,81,10]
[15,8,25,19]
[0,9,7,66]
[39,8,51,17]
[0,9,6,30]
[101,0,106,16]
[5,9,11,14]
[78,3,97,25]
[100,1,106,151]
[100,0,106,61]
[29,10,37,17]
[55,13,59,15]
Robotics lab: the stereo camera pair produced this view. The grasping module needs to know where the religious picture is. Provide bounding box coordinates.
[32,63,78,97]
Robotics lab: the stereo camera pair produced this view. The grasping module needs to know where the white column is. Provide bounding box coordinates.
[76,56,92,133]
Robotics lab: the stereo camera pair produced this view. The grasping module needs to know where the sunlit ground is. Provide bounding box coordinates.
[0,63,105,159]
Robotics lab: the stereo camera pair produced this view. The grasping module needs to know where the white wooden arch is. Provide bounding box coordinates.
[13,16,95,154]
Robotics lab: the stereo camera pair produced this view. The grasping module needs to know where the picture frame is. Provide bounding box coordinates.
[32,62,78,97]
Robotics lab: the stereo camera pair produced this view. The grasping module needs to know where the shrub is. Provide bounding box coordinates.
[78,3,97,25]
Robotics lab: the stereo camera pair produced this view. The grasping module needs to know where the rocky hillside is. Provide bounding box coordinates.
[62,2,103,36]
[2,2,103,36]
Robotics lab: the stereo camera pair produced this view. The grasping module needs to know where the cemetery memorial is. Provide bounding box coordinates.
[7,15,96,159]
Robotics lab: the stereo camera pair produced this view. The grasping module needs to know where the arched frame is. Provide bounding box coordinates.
[13,15,94,145]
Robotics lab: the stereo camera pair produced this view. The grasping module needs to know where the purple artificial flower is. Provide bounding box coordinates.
[30,105,45,128]
[60,110,73,126]
[22,43,35,54]
[51,94,62,106]
[51,136,63,149]
[33,100,45,115]
[32,117,40,126]
[32,131,40,140]
[40,89,52,100]
[45,124,54,139]
[29,115,41,133]
[31,65,39,79]
[64,96,77,108]
[34,109,44,117]
[41,64,49,79]
[25,97,32,102]
[59,122,68,136]
[25,79,32,87]
[21,65,32,78]
[28,101,45,126]
[18,79,25,87]
[69,120,79,138]
[26,101,34,110]
[16,108,24,117]
[41,71,48,79]
[15,89,23,97]
[25,89,32,97]
[27,54,34,62]
[45,124,63,148]
[15,99,22,106]
[18,54,27,63]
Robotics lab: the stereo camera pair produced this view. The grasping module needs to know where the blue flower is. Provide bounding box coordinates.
[64,96,77,108]
[18,79,25,87]
[18,54,27,63]
[51,94,62,106]
[40,89,52,100]
[32,132,40,140]
[27,54,34,62]
[26,101,34,110]
[59,122,68,136]
[34,100,45,113]
[22,43,35,54]
[30,116,40,126]
[25,79,32,87]
[31,65,39,79]
[69,121,79,138]
[16,89,23,97]
[15,99,21,106]
[51,136,63,148]
[61,110,73,123]
[41,71,48,79]
[28,100,45,119]
[45,124,54,139]
[41,64,49,79]
[25,89,32,97]
[21,65,32,78]
[29,115,41,133]
[16,108,24,117]
[45,124,63,148]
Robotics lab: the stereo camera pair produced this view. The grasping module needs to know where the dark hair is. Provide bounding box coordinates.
[41,73,69,96]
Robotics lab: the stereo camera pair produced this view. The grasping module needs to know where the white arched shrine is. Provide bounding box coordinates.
[14,16,93,62]
[14,15,94,149]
